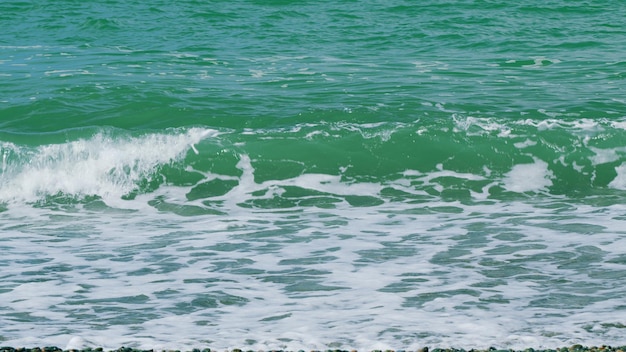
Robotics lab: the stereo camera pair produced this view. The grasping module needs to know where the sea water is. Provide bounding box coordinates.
[1,0,626,350]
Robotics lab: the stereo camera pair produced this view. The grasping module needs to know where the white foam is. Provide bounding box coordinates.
[514,139,537,149]
[589,146,623,165]
[453,115,512,137]
[522,56,561,69]
[2,192,625,350]
[0,128,217,204]
[503,159,553,192]
[608,163,626,189]
[44,69,94,77]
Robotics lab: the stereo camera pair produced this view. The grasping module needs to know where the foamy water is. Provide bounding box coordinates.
[3,196,625,350]
[2,128,626,350]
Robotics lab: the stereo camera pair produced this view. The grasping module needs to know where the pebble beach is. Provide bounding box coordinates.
[3,0,626,349]
[2,346,625,352]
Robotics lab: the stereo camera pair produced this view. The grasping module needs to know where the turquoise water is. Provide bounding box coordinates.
[1,1,626,350]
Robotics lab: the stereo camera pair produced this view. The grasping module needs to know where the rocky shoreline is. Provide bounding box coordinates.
[0,346,624,352]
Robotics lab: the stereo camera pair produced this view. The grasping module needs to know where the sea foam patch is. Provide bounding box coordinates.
[1,192,624,350]
[503,159,553,193]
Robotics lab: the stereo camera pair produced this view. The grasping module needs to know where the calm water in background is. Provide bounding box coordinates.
[1,0,626,350]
